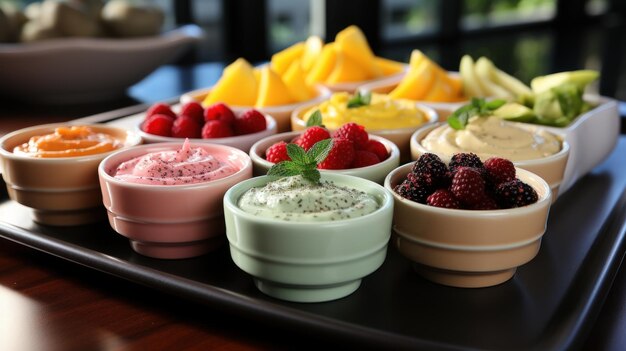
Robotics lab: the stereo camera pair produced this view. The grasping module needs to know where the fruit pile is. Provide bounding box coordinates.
[395,153,539,209]
[141,102,266,139]
[265,122,389,169]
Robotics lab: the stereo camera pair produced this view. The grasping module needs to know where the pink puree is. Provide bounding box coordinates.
[113,139,238,185]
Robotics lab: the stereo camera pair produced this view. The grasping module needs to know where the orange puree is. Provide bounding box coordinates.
[13,126,122,158]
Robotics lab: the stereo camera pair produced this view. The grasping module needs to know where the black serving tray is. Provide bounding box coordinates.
[1,109,625,350]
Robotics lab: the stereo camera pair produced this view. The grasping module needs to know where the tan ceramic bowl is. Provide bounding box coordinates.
[98,142,252,259]
[384,163,552,288]
[409,123,570,201]
[249,131,400,184]
[179,85,332,133]
[290,100,438,162]
[0,124,142,225]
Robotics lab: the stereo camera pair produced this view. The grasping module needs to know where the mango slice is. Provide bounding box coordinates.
[203,58,258,106]
[255,66,295,107]
[271,42,305,76]
[326,52,370,84]
[335,25,382,79]
[375,57,405,76]
[306,42,337,85]
[301,35,324,72]
[283,60,316,101]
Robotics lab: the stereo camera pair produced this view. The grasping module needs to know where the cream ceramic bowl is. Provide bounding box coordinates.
[137,113,278,152]
[98,142,252,259]
[179,85,332,133]
[248,131,400,184]
[223,173,394,303]
[0,123,142,225]
[409,122,570,201]
[320,66,408,94]
[385,163,552,288]
[290,100,438,162]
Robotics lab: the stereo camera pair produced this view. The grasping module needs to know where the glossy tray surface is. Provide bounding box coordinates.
[0,112,625,350]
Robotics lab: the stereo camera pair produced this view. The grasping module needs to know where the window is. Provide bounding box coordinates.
[462,0,557,30]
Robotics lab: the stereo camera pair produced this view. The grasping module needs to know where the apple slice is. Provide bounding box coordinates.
[459,55,485,97]
[474,57,514,99]
[531,70,599,94]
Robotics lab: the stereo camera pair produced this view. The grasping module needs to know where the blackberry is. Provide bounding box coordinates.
[449,153,484,173]
[495,179,539,208]
[411,153,449,188]
[469,194,500,210]
[394,180,433,204]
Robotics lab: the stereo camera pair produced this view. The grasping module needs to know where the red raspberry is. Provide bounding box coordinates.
[204,103,236,125]
[295,126,331,151]
[484,157,516,185]
[333,122,368,149]
[202,120,234,138]
[146,103,176,120]
[450,167,486,206]
[351,150,380,168]
[318,138,355,170]
[494,179,538,208]
[179,102,204,125]
[469,194,500,210]
[142,114,174,137]
[427,189,462,209]
[364,139,388,161]
[265,141,290,163]
[171,115,201,138]
[234,109,266,135]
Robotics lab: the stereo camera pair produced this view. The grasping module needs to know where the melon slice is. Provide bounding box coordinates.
[203,58,258,106]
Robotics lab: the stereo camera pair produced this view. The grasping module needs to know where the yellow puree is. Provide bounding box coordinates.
[14,126,122,158]
[302,92,428,130]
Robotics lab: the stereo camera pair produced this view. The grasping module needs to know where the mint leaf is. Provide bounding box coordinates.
[347,91,372,108]
[301,168,321,183]
[447,104,474,130]
[267,161,301,178]
[286,143,310,165]
[307,138,333,164]
[485,99,506,110]
[447,98,507,130]
[306,110,323,127]
[266,138,333,184]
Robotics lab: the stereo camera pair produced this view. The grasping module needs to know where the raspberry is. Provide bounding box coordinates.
[427,189,462,209]
[351,150,380,168]
[333,122,368,149]
[201,120,234,138]
[296,126,331,151]
[234,109,266,135]
[142,114,174,137]
[449,153,484,173]
[364,139,388,161]
[450,167,486,206]
[469,194,500,210]
[412,153,449,188]
[204,103,236,125]
[265,141,290,163]
[318,138,355,170]
[484,157,516,185]
[171,115,202,138]
[146,103,176,119]
[495,179,538,208]
[394,180,433,204]
[179,102,204,125]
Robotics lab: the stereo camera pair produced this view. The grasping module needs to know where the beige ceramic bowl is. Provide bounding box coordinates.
[98,142,252,259]
[0,124,142,225]
[179,85,332,133]
[320,66,408,94]
[384,163,552,288]
[290,100,438,162]
[248,131,400,184]
[137,113,278,152]
[409,122,570,201]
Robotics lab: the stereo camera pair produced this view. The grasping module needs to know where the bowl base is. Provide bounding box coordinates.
[130,236,225,259]
[253,278,361,303]
[413,263,516,288]
[32,207,106,226]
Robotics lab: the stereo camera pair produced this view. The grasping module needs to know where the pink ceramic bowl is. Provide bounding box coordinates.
[98,142,252,259]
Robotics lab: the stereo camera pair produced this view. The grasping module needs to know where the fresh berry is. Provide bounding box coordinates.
[333,122,368,149]
[495,179,538,208]
[351,150,380,168]
[179,102,204,125]
[394,180,433,204]
[142,114,174,137]
[318,137,355,170]
[234,109,266,135]
[412,153,449,188]
[450,167,486,205]
[201,120,234,138]
[484,157,516,185]
[364,139,388,161]
[449,153,484,173]
[469,194,500,210]
[171,115,202,138]
[266,141,290,163]
[146,103,176,119]
[427,189,462,209]
[296,126,331,151]
[204,103,236,125]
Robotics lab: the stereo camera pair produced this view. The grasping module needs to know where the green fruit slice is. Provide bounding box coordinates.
[530,70,599,94]
[493,102,536,122]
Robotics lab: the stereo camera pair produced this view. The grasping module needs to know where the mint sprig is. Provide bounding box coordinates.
[447,98,506,130]
[267,139,333,183]
[305,110,324,127]
[347,91,372,108]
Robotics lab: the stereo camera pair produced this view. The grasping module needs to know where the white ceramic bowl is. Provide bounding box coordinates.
[249,131,401,184]
[0,24,202,103]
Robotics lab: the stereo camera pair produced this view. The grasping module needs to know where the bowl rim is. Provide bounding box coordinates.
[384,163,552,216]
[0,123,142,163]
[98,141,252,190]
[223,173,394,226]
